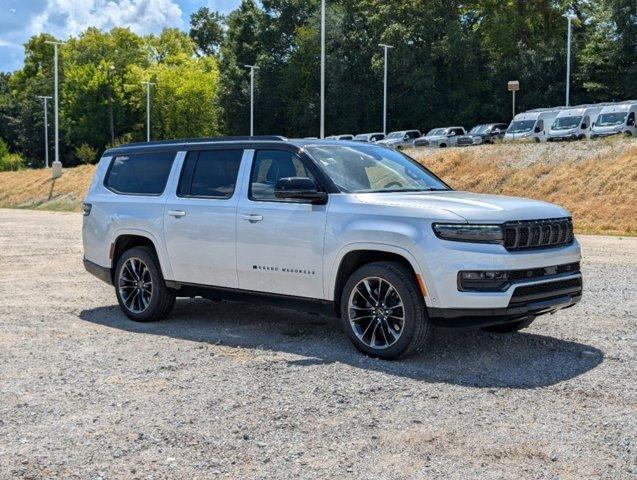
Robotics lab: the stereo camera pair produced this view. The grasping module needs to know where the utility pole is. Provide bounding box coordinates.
[379,44,394,136]
[320,0,326,138]
[563,12,577,107]
[244,65,258,136]
[37,96,52,168]
[44,41,65,177]
[141,81,156,142]
[107,64,115,145]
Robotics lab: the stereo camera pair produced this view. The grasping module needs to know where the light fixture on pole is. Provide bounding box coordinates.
[37,95,52,168]
[44,40,65,178]
[320,0,326,139]
[244,64,258,137]
[563,11,578,107]
[141,81,156,142]
[379,43,394,136]
[507,80,520,140]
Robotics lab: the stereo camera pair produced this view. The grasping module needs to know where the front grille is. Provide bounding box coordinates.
[509,277,582,307]
[504,218,574,251]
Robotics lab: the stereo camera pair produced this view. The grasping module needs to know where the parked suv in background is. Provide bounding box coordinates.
[376,130,421,150]
[464,123,508,145]
[414,127,466,148]
[83,136,582,359]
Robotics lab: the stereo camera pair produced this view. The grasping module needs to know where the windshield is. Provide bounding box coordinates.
[552,116,582,130]
[469,125,489,134]
[306,145,450,194]
[386,132,403,140]
[596,112,627,127]
[426,128,444,136]
[507,120,535,134]
[353,134,368,141]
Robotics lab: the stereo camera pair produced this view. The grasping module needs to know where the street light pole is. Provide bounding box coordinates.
[37,96,52,168]
[379,43,394,136]
[244,65,258,136]
[107,65,115,145]
[44,41,65,175]
[320,0,326,138]
[141,81,156,142]
[563,12,577,107]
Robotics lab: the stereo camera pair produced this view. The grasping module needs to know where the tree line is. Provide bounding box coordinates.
[0,0,634,168]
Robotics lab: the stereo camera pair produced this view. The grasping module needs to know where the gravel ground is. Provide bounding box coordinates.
[0,208,635,479]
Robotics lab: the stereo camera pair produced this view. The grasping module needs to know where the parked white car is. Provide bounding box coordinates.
[548,105,603,141]
[591,101,637,139]
[353,132,386,143]
[504,108,563,143]
[376,130,421,150]
[83,137,582,359]
[413,127,466,148]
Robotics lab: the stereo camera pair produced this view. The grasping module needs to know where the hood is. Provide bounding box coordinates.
[354,191,569,222]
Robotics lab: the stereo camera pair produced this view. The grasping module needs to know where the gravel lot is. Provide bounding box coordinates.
[0,208,635,479]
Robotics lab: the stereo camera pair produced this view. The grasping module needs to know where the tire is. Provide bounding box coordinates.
[481,317,534,334]
[114,246,175,322]
[340,261,430,359]
[439,143,447,148]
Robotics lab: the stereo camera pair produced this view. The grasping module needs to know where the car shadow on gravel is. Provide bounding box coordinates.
[80,299,603,389]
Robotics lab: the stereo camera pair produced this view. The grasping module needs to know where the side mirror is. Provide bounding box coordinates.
[447,132,455,137]
[581,123,588,130]
[592,121,596,127]
[534,126,541,133]
[274,177,327,204]
[492,128,501,134]
[627,117,635,126]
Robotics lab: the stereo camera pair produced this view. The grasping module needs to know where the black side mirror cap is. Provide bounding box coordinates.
[274,177,327,204]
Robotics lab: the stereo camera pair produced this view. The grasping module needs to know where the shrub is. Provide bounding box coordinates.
[75,143,98,164]
[0,139,9,160]
[0,153,26,171]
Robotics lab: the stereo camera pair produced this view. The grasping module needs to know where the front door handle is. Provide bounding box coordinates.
[168,210,186,218]
[241,214,263,223]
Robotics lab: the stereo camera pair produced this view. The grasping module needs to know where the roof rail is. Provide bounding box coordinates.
[110,136,288,149]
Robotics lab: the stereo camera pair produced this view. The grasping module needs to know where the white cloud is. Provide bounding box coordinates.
[28,0,184,39]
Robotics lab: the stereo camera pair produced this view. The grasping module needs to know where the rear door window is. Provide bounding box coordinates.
[178,149,243,198]
[105,151,175,195]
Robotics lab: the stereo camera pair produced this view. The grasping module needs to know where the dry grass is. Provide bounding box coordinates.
[409,138,637,236]
[0,138,635,234]
[0,164,94,212]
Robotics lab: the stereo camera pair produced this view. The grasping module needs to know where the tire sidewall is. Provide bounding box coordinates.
[115,247,165,322]
[340,263,425,359]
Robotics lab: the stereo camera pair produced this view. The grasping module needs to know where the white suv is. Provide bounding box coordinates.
[83,136,582,359]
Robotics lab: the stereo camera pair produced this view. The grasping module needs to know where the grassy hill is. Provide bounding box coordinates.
[0,138,635,235]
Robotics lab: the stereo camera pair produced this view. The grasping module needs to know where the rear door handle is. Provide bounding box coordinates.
[241,214,263,223]
[168,210,186,218]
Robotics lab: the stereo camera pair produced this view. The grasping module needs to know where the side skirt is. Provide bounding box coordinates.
[165,280,338,317]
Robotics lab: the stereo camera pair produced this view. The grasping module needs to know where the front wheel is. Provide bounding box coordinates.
[115,246,175,322]
[340,262,430,359]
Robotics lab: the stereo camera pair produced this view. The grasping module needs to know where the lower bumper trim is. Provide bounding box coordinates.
[428,294,581,328]
[83,258,113,285]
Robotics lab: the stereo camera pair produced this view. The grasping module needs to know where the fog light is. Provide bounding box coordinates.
[459,271,510,292]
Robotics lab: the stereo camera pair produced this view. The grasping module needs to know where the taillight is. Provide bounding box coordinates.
[82,203,92,216]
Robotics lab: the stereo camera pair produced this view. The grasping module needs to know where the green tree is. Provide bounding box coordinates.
[189,7,225,56]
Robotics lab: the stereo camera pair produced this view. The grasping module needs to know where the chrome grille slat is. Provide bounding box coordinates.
[503,218,573,251]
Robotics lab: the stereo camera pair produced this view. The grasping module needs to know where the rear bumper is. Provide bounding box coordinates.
[84,258,113,285]
[428,275,582,328]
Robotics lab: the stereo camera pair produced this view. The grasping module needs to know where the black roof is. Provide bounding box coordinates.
[104,135,373,156]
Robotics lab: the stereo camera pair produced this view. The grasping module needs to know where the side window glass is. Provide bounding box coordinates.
[627,112,635,125]
[105,151,174,195]
[250,150,315,201]
[179,150,243,198]
[537,120,544,131]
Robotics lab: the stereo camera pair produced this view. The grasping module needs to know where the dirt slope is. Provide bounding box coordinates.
[0,138,635,234]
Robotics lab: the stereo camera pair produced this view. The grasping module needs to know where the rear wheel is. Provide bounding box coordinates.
[115,246,175,322]
[481,317,534,333]
[340,262,430,359]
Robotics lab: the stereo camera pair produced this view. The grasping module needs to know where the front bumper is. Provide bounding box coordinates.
[428,274,582,327]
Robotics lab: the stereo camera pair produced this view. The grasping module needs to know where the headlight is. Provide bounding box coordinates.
[432,223,504,244]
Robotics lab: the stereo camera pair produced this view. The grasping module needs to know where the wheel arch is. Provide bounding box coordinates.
[110,230,171,282]
[330,244,426,315]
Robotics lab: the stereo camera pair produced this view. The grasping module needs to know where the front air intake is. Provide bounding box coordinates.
[503,218,574,251]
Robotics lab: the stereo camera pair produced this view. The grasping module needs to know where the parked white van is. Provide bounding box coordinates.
[591,101,637,139]
[548,105,604,141]
[504,108,563,143]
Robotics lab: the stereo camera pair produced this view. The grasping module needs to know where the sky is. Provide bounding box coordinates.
[0,0,242,72]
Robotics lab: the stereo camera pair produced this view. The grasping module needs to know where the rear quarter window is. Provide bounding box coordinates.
[105,152,175,195]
